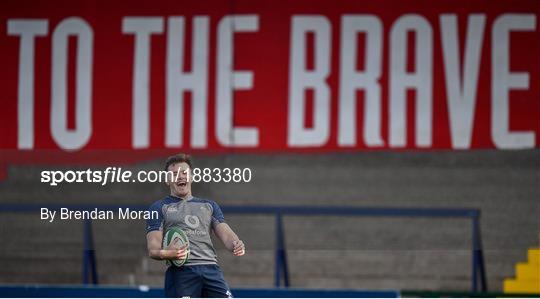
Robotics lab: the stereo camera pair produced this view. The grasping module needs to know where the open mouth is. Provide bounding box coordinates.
[177,182,187,187]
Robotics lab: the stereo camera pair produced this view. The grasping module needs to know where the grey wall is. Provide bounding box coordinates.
[0,150,538,291]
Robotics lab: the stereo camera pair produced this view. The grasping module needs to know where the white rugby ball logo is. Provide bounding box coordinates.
[184,215,200,228]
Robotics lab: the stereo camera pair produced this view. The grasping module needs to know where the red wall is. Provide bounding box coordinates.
[1,0,539,159]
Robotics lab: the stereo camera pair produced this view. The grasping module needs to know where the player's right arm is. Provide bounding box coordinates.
[146,201,187,260]
[146,230,187,260]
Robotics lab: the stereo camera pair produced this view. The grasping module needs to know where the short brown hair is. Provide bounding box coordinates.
[164,153,193,171]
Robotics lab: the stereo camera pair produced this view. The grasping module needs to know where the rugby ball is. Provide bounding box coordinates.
[162,226,190,267]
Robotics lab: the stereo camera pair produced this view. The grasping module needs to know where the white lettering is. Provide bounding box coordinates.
[166,16,210,148]
[7,19,49,149]
[288,16,331,147]
[122,17,164,149]
[216,15,259,147]
[440,14,485,149]
[491,14,536,149]
[51,17,93,150]
[389,15,433,148]
[338,15,383,147]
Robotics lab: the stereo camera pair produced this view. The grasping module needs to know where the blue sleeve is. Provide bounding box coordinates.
[146,201,163,233]
[210,201,225,228]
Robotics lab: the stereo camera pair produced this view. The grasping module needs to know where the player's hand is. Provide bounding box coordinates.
[161,244,188,260]
[232,240,245,256]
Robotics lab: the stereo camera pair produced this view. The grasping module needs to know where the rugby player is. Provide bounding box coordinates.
[146,153,245,298]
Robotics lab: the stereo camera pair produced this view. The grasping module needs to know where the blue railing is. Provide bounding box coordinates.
[0,285,400,298]
[0,203,487,293]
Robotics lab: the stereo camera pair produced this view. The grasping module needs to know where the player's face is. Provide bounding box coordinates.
[167,162,191,198]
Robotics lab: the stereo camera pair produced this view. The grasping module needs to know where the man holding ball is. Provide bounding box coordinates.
[146,153,245,298]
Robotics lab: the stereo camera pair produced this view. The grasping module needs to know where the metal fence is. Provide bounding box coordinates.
[0,203,487,293]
